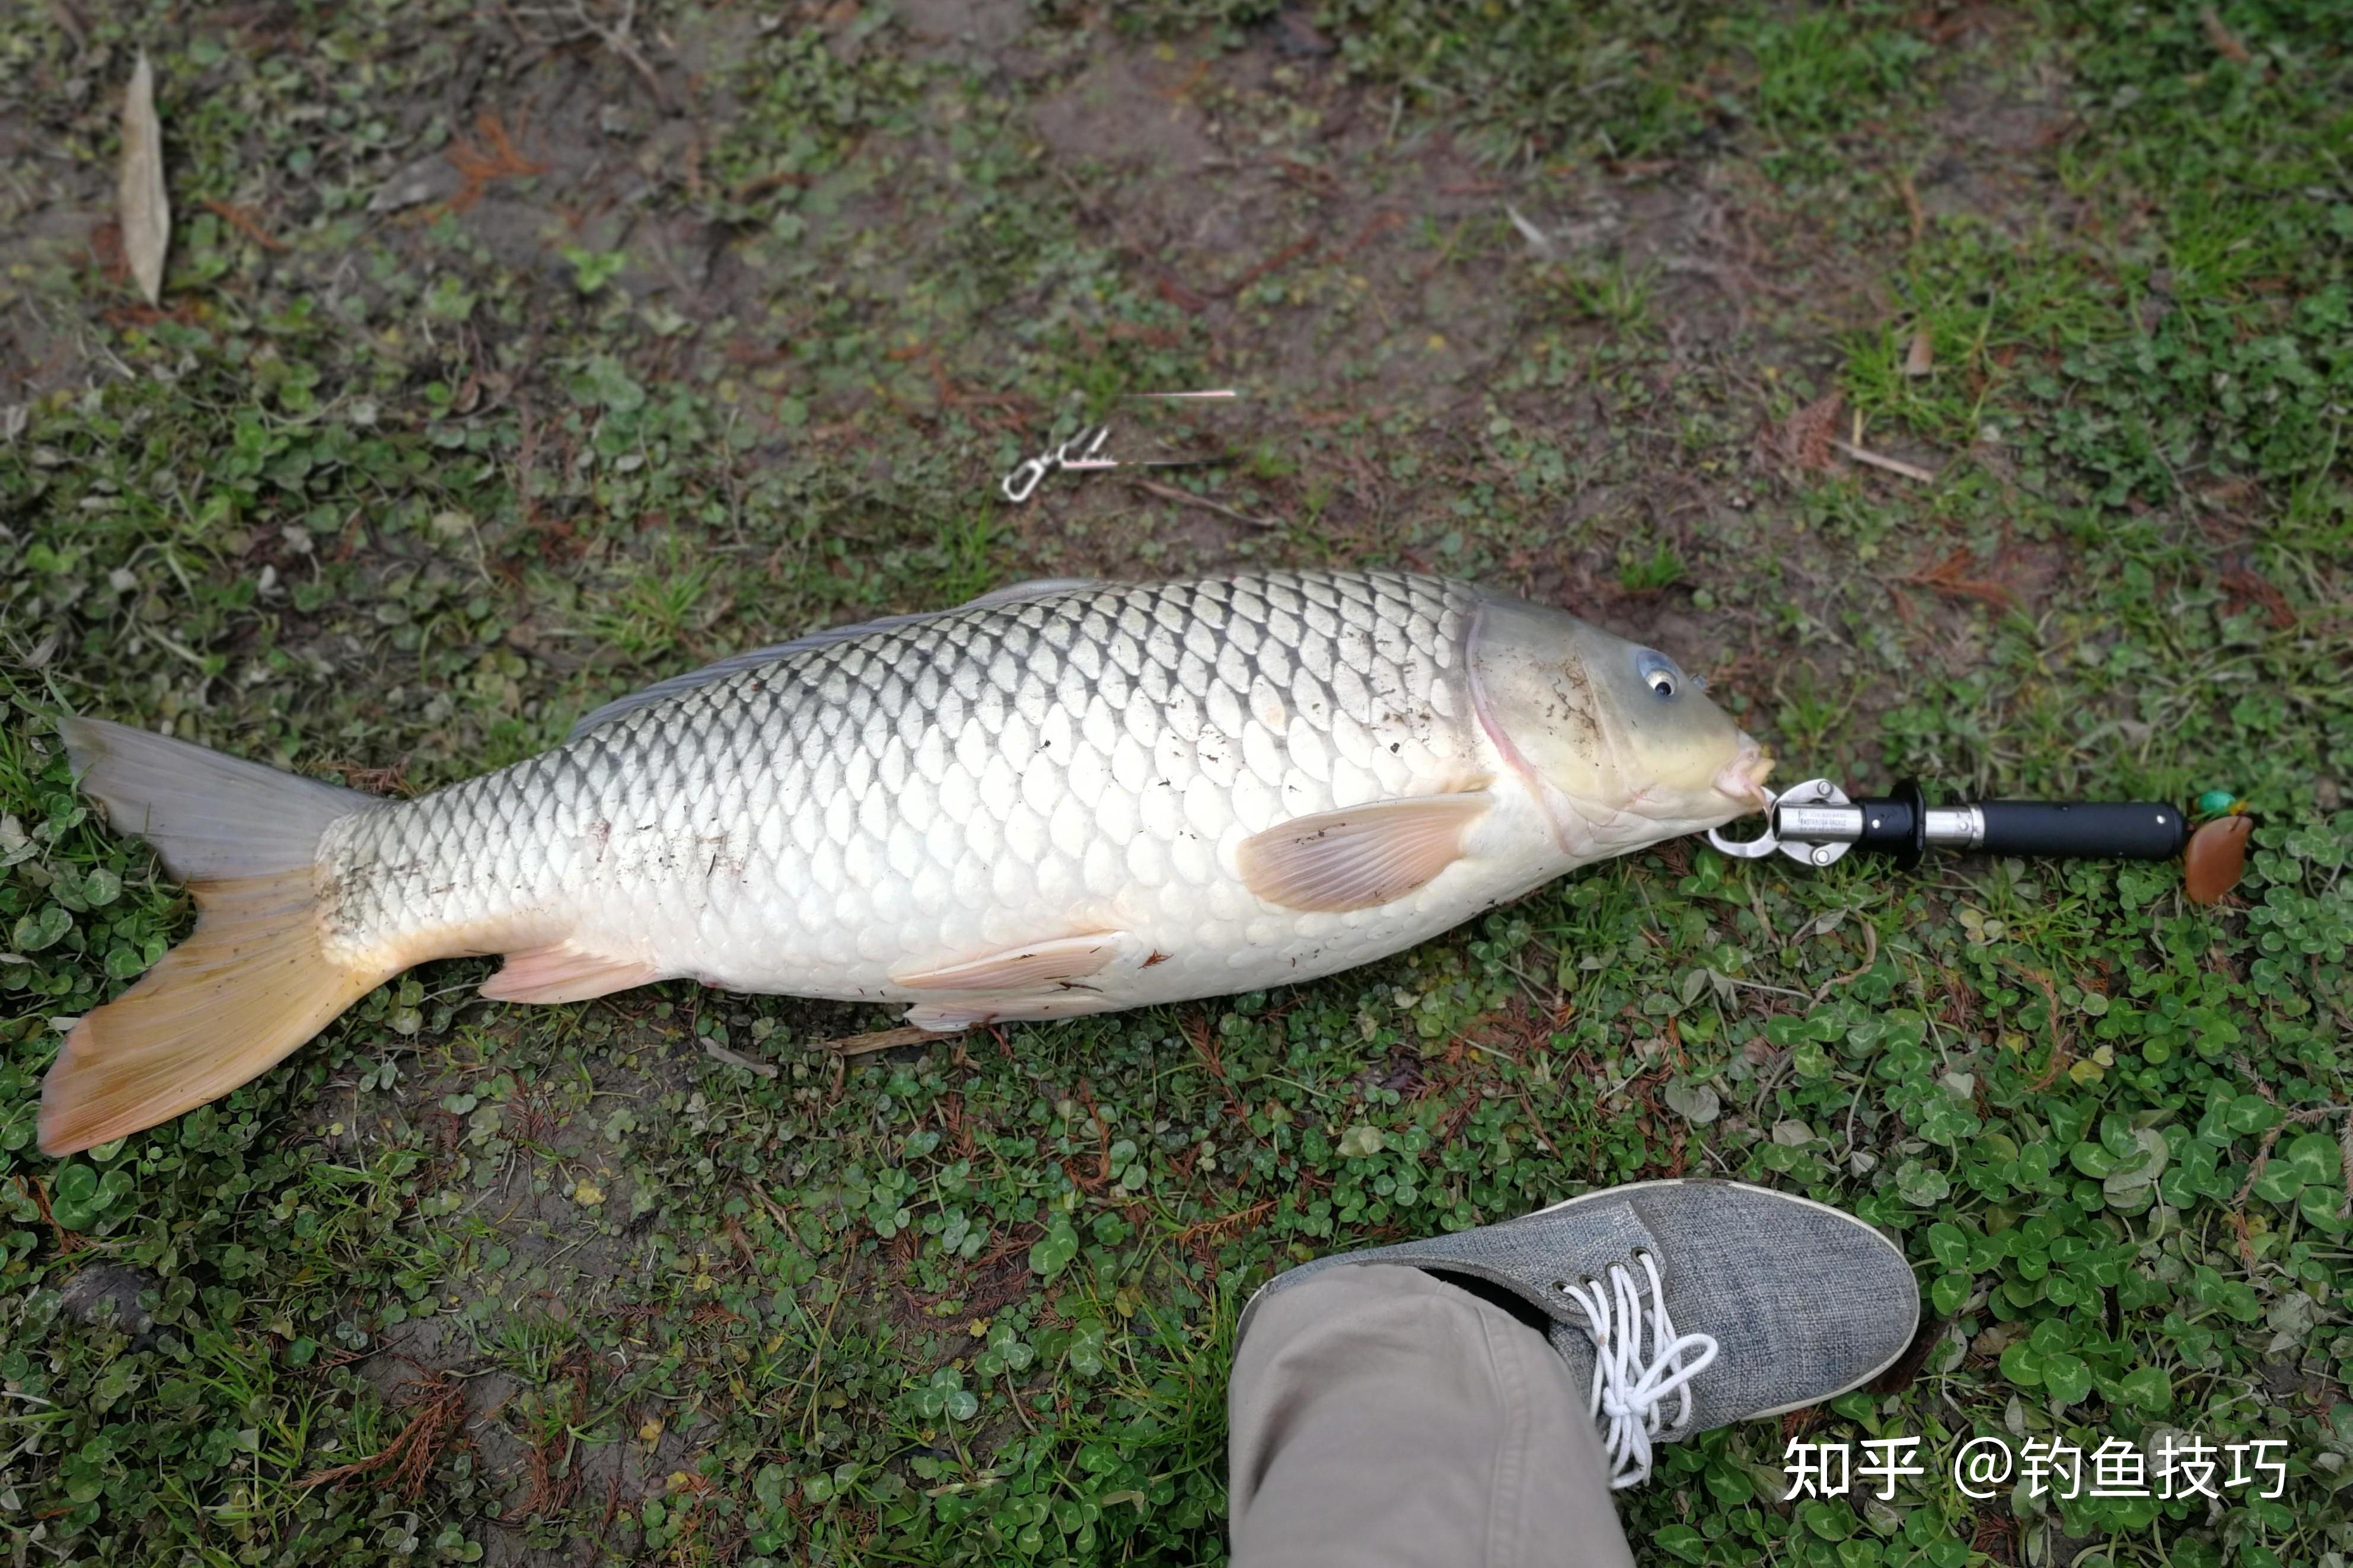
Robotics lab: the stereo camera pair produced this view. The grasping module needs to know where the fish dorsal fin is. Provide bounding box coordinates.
[955,577,1105,608]
[1237,791,1493,912]
[566,578,1104,740]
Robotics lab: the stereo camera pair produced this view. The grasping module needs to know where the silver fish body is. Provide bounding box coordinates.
[42,569,1767,1154]
[320,570,1763,1025]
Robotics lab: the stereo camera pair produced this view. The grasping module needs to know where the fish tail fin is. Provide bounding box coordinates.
[39,718,391,1155]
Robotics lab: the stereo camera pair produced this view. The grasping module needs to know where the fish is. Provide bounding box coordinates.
[39,570,1771,1155]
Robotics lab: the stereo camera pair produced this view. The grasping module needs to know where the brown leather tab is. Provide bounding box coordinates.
[2183,815,2253,905]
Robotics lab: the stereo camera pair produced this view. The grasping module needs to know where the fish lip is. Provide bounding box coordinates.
[1715,739,1774,812]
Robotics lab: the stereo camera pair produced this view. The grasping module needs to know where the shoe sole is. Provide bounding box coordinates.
[1529,1176,1924,1420]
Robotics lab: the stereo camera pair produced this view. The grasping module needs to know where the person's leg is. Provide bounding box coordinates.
[1228,1180,1922,1568]
[1227,1263,1633,1568]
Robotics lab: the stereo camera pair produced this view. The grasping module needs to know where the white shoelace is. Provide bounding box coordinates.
[1556,1250,1719,1489]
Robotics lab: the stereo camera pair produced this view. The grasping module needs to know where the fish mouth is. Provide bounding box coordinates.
[1714,738,1774,812]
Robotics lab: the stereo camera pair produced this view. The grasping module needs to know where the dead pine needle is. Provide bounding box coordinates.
[439,112,547,214]
[1216,234,1318,299]
[300,1372,469,1500]
[202,198,289,254]
[1171,1197,1276,1247]
[1899,548,2014,609]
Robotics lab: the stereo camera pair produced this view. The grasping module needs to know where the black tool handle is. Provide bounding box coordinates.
[1853,780,1928,867]
[1845,781,2189,866]
[1976,800,2187,860]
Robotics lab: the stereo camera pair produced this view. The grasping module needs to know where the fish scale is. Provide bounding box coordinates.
[317,571,1496,1015]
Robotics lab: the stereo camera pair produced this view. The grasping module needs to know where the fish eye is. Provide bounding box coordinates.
[1635,649,1682,700]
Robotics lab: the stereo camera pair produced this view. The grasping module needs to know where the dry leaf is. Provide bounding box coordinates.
[1904,327,1934,378]
[119,52,170,306]
[1900,547,2011,607]
[1781,391,1843,473]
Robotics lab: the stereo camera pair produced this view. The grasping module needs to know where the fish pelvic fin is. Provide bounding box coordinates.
[892,931,1130,993]
[39,718,388,1156]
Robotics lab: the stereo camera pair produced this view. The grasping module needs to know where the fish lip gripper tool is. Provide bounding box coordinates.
[1710,777,2192,871]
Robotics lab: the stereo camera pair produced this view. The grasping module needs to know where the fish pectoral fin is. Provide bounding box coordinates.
[480,943,664,1004]
[893,931,1132,994]
[1238,791,1493,912]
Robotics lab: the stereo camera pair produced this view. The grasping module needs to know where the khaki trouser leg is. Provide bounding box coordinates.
[1228,1263,1634,1568]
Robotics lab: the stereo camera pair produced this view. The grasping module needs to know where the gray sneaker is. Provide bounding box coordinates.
[1239,1179,1921,1489]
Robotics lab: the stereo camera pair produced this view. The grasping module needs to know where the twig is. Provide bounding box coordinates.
[824,1024,959,1058]
[572,0,673,112]
[1337,208,1405,261]
[1128,477,1280,531]
[45,0,88,50]
[1831,439,1936,483]
[1002,1365,1039,1434]
[1894,169,1926,247]
[2200,6,2253,64]
[1215,235,1317,298]
[2341,1114,2353,1219]
[1811,922,1882,1004]
[202,199,289,253]
[699,1036,777,1078]
[1503,205,1552,259]
[1663,253,1800,303]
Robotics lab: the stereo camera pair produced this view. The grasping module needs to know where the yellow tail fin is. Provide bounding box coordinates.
[39,718,392,1156]
[40,873,391,1153]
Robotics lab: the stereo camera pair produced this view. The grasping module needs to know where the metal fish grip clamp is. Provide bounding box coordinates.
[1707,778,2248,903]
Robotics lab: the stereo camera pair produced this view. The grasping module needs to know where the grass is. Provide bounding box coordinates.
[2,0,2350,1565]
